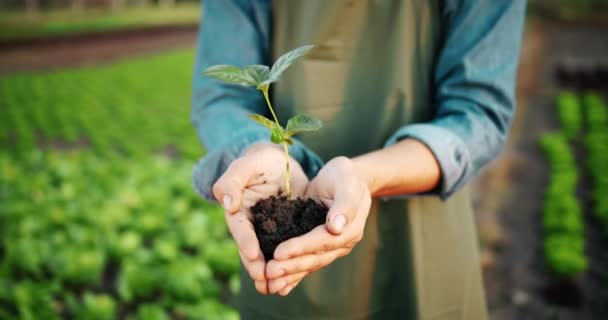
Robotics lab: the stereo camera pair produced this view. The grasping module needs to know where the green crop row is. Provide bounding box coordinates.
[539,133,587,277]
[0,50,240,319]
[583,93,608,234]
[0,151,239,319]
[556,91,582,140]
[0,49,203,160]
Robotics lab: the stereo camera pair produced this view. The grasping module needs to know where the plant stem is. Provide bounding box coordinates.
[262,86,280,125]
[261,87,292,198]
[282,141,291,198]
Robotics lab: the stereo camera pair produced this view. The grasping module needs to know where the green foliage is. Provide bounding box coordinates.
[76,293,117,320]
[556,91,582,140]
[203,45,322,147]
[249,114,279,131]
[0,3,202,41]
[135,304,170,320]
[263,45,315,86]
[14,281,61,320]
[583,92,608,235]
[544,235,588,276]
[203,45,322,197]
[0,50,239,319]
[539,132,587,278]
[203,240,241,276]
[285,114,323,137]
[203,45,314,89]
[175,300,240,320]
[0,50,202,159]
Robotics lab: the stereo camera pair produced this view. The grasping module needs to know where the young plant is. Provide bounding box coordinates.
[203,45,322,198]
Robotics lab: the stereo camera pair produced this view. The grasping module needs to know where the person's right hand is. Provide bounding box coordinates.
[212,143,308,295]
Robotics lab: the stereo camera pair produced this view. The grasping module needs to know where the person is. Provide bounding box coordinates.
[191,1,526,319]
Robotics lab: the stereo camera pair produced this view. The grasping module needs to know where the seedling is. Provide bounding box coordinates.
[203,45,322,197]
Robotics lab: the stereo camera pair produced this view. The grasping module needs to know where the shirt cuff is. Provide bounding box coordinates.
[192,131,324,202]
[383,123,471,200]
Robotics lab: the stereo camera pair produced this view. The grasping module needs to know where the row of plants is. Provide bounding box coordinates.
[0,49,202,159]
[583,93,608,234]
[0,3,201,41]
[556,91,582,140]
[0,50,241,319]
[539,131,587,277]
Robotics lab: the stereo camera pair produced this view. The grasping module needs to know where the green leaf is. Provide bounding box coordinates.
[249,114,276,130]
[265,45,315,85]
[285,114,323,137]
[270,127,284,144]
[243,65,270,85]
[203,65,256,86]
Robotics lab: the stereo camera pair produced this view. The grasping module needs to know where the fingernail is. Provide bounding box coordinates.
[275,268,285,278]
[222,194,232,210]
[332,214,346,233]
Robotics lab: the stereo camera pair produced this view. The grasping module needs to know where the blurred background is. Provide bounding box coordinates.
[0,1,607,319]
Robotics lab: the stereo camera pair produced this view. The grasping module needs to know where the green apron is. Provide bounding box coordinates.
[238,1,488,319]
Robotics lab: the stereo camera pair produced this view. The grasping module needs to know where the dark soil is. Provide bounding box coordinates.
[250,196,328,261]
[0,25,197,75]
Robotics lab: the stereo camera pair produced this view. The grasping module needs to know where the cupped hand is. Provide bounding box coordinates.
[212,143,308,295]
[264,156,372,295]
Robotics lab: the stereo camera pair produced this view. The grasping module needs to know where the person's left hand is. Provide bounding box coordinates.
[264,156,372,295]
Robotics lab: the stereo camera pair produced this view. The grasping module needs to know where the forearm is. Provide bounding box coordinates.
[352,139,441,197]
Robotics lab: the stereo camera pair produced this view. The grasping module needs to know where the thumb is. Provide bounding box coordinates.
[324,184,360,235]
[213,157,255,214]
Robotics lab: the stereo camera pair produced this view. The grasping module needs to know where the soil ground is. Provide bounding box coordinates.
[0,25,198,75]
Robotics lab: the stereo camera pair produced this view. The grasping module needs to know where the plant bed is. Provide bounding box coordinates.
[555,64,608,90]
[251,196,328,261]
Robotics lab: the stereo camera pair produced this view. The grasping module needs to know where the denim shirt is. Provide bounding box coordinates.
[191,0,526,201]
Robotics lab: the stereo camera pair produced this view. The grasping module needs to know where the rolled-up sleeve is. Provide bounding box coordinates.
[385,0,526,199]
[191,0,323,201]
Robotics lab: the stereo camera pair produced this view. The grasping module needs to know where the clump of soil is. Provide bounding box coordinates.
[251,196,328,261]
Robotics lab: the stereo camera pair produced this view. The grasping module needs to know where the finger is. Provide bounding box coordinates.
[213,157,256,214]
[268,248,351,278]
[279,283,297,296]
[239,251,266,282]
[324,180,364,235]
[268,271,308,294]
[255,280,268,295]
[225,210,262,261]
[273,225,342,260]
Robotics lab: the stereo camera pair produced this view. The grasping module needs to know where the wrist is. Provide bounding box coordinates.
[352,139,441,197]
[351,156,378,195]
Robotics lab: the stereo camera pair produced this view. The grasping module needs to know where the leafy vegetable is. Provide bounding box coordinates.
[136,304,170,320]
[204,45,322,197]
[0,50,240,319]
[583,93,608,234]
[76,293,117,320]
[556,91,582,140]
[539,130,586,278]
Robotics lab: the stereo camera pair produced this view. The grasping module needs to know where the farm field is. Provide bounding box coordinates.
[0,3,200,41]
[0,50,241,319]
